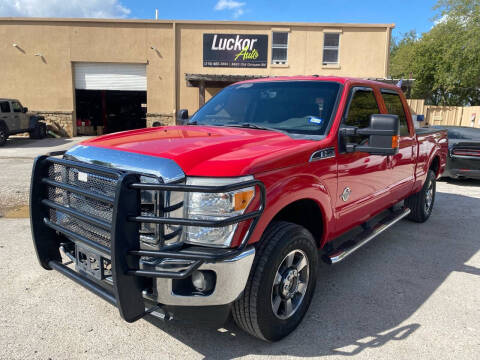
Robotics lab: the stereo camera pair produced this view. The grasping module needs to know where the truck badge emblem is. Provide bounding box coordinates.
[341,187,351,202]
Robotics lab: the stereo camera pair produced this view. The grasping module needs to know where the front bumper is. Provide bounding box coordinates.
[30,154,264,323]
[154,247,255,306]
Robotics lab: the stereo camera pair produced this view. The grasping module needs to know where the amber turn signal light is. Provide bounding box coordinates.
[234,189,255,211]
[392,135,399,149]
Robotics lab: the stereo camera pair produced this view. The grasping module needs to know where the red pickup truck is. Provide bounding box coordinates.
[30,76,448,341]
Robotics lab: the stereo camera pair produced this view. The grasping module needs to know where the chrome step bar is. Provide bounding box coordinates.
[325,207,411,264]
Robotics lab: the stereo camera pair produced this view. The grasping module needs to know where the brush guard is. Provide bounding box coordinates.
[30,154,265,322]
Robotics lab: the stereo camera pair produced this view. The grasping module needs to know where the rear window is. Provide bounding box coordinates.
[381,91,409,136]
[0,101,10,113]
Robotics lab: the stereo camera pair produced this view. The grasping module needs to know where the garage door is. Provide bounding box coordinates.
[74,62,147,91]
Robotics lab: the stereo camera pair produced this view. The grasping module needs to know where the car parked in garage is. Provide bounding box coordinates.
[0,98,47,146]
[431,125,480,179]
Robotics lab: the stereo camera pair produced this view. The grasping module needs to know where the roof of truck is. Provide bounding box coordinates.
[235,75,400,90]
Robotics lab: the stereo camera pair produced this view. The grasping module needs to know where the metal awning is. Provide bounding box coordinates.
[185,73,268,107]
[185,73,267,88]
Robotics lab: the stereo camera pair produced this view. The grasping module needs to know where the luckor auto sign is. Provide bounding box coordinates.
[203,34,268,68]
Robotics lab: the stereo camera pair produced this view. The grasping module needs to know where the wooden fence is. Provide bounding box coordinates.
[407,99,480,128]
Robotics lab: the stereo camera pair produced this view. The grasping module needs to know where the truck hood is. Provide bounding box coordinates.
[79,126,320,177]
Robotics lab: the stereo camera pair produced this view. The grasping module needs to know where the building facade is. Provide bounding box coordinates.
[0,18,394,136]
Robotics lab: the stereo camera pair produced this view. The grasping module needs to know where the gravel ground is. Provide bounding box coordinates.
[0,137,90,213]
[0,178,479,360]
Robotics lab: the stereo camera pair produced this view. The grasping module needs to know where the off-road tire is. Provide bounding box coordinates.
[232,221,318,341]
[405,169,436,223]
[0,123,8,146]
[30,122,47,139]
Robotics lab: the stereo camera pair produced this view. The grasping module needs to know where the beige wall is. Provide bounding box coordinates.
[177,23,391,114]
[0,18,393,135]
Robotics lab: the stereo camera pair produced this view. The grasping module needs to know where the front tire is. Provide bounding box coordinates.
[232,221,318,341]
[405,169,436,223]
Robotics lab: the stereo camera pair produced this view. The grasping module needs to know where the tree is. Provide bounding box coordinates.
[389,0,480,105]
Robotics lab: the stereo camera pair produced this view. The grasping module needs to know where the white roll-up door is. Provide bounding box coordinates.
[74,62,147,91]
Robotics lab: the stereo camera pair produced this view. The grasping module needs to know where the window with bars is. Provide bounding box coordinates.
[271,32,289,65]
[322,33,340,65]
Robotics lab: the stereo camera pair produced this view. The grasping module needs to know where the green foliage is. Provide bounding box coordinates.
[390,0,480,106]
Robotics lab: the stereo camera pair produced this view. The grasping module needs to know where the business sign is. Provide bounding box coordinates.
[203,33,268,68]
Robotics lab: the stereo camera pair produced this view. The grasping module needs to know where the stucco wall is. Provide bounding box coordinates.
[177,23,391,115]
[0,18,392,135]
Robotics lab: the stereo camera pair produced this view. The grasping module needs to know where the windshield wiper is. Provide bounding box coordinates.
[227,123,285,133]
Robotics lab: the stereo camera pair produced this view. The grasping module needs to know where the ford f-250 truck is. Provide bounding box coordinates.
[30,76,448,341]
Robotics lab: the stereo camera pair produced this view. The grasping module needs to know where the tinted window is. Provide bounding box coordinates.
[12,101,22,113]
[191,81,341,136]
[344,88,379,144]
[382,91,409,136]
[0,101,10,113]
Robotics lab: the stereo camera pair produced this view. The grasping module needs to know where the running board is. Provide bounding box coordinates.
[324,207,411,264]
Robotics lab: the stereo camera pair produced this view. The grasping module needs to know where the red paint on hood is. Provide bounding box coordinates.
[80,126,323,176]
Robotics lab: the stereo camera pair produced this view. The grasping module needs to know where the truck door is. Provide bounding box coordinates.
[334,86,391,236]
[0,100,16,131]
[380,90,416,201]
[11,100,28,130]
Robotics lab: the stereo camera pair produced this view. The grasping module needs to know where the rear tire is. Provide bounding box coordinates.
[30,122,47,139]
[232,221,318,341]
[405,169,436,223]
[0,123,8,146]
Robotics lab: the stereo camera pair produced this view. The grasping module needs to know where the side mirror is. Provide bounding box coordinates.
[341,114,400,155]
[22,107,28,113]
[177,109,189,125]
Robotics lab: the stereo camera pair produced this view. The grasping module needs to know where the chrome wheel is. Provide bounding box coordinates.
[424,178,434,213]
[271,249,309,320]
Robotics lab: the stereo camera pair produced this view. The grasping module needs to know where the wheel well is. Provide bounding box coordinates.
[272,199,323,247]
[0,120,7,131]
[430,156,440,176]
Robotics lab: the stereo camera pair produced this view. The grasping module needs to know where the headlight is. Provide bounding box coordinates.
[184,176,255,247]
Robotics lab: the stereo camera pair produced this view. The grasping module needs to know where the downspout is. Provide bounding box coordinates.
[172,21,178,124]
[384,26,393,78]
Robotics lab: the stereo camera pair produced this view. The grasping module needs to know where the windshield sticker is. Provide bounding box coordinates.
[308,117,323,125]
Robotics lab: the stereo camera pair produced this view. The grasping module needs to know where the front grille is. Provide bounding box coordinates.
[45,161,184,250]
[47,162,117,248]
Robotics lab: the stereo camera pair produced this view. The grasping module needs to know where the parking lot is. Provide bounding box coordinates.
[0,139,479,360]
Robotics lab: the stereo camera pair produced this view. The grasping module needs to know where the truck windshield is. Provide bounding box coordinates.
[190,81,340,135]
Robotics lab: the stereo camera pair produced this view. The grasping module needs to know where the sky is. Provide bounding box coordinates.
[0,0,440,39]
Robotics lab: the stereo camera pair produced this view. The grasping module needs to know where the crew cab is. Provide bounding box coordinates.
[0,98,47,146]
[30,76,448,341]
